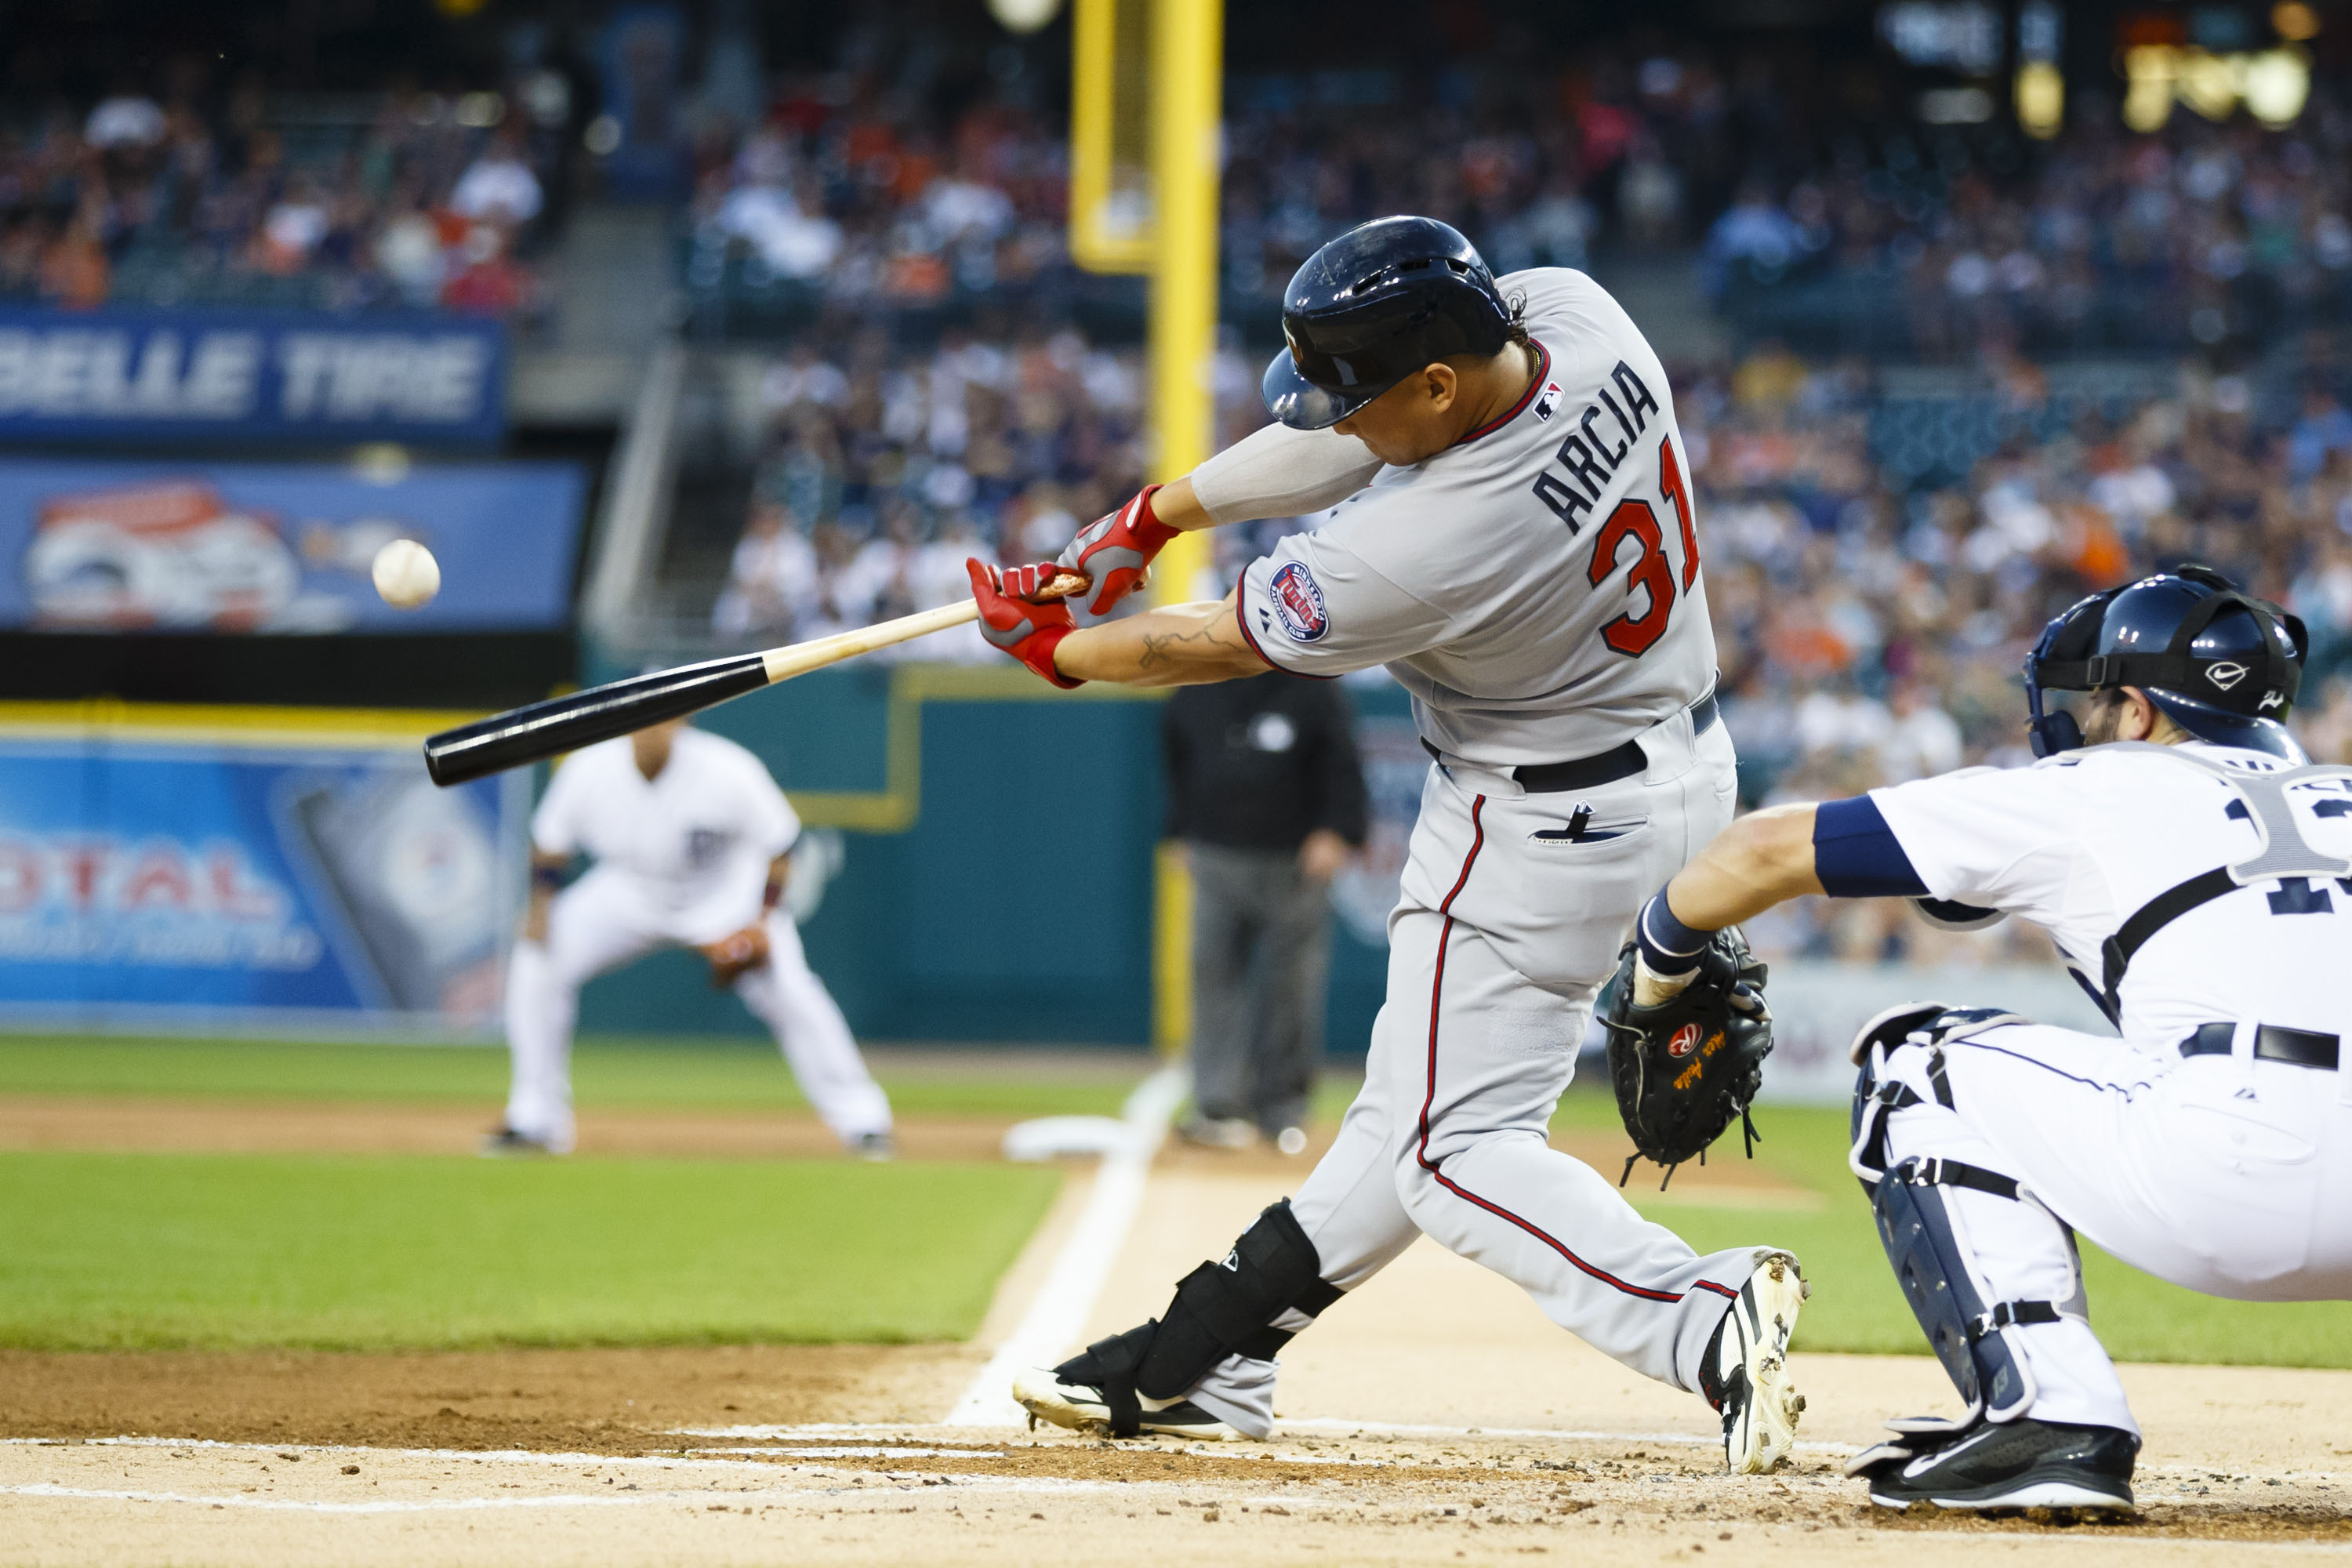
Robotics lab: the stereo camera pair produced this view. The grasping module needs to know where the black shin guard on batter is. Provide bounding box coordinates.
[1051,1200,1340,1436]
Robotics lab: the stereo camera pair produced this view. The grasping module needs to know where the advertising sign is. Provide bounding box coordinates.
[0,456,583,632]
[0,308,506,447]
[0,728,525,1029]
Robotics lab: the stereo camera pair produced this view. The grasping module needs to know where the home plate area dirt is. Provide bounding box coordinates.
[2,1156,2348,1563]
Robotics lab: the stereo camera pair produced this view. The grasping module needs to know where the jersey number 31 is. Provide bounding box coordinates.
[1535,434,1699,657]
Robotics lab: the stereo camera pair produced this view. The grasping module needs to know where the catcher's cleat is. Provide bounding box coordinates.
[477,1126,559,1158]
[1852,1416,2136,1512]
[851,1131,895,1162]
[1011,1365,1247,1442]
[1705,1250,1809,1474]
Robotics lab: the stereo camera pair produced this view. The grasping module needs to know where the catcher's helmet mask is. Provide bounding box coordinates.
[2024,564,2309,761]
[1262,216,1515,430]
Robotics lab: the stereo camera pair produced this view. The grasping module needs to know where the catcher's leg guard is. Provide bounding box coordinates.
[1848,1006,2029,1184]
[1873,1156,2078,1425]
[1051,1200,1339,1436]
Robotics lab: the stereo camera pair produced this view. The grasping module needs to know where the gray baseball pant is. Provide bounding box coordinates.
[1185,710,1781,1436]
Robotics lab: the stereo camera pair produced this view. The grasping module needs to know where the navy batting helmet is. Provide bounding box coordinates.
[1261,216,1513,430]
[2024,564,2309,760]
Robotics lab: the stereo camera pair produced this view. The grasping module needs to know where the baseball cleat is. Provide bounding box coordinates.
[1011,1365,1247,1442]
[1852,1416,2137,1512]
[1176,1116,1257,1151]
[1711,1250,1809,1473]
[477,1126,559,1158]
[851,1131,895,1162]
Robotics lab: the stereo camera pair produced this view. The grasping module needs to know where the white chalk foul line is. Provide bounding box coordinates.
[942,1062,1187,1427]
[0,1482,690,1515]
[1276,1417,1856,1456]
[687,1457,1007,1467]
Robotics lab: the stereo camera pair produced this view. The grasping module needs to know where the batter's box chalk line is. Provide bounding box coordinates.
[944,1062,1188,1427]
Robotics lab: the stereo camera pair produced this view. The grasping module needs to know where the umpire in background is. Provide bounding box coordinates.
[1165,673,1368,1154]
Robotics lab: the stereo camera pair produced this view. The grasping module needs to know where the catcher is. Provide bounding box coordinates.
[990,218,1807,1471]
[1631,567,2350,1512]
[485,714,894,1160]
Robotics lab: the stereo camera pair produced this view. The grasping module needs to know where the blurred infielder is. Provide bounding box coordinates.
[1639,567,2347,1511]
[485,716,893,1159]
[967,217,1808,1470]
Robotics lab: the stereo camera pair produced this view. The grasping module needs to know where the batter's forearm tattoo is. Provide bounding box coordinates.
[1137,625,1237,671]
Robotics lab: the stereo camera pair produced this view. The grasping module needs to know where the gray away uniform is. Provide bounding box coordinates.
[1175,268,1775,1436]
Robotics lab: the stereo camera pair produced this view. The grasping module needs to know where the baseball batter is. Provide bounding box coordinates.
[485,716,893,1159]
[1635,567,2347,1511]
[968,217,1808,1471]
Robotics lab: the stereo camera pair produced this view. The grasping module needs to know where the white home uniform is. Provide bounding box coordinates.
[1175,268,1772,1435]
[1849,740,2352,1437]
[501,728,891,1152]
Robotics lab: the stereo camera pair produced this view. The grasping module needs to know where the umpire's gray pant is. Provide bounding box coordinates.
[1188,842,1331,1134]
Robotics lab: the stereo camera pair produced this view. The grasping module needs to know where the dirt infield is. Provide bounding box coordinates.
[0,1094,1022,1161]
[2,1100,2346,1564]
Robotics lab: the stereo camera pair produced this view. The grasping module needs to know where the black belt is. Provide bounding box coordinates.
[1497,691,1719,796]
[2180,1022,2339,1069]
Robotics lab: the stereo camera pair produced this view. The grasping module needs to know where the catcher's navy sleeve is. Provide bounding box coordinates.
[1811,796,1929,898]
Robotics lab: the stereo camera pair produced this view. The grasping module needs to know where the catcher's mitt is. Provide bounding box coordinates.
[1599,927,1773,1188]
[698,924,771,989]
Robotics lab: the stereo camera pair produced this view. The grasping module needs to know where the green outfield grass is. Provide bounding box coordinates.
[4,1034,2345,1367]
[0,1150,1059,1352]
[0,1033,1136,1118]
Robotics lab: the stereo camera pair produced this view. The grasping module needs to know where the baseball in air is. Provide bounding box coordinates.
[371,538,441,609]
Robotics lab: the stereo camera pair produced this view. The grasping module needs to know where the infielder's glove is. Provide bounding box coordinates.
[1598,928,1773,1187]
[698,924,771,989]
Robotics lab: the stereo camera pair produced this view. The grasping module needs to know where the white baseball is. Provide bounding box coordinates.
[371,539,441,609]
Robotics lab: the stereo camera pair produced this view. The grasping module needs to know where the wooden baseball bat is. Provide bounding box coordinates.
[423,573,1084,787]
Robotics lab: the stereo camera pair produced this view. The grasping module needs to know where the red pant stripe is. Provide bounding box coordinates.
[1413,792,1701,1307]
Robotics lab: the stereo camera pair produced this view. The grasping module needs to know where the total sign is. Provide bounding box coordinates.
[0,308,506,447]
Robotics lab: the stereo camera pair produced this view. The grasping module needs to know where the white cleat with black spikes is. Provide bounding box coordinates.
[1711,1250,1809,1474]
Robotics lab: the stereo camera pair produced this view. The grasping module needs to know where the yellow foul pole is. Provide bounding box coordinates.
[1148,0,1222,1058]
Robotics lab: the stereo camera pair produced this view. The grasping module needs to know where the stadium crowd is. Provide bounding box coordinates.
[1708,101,2352,356]
[0,69,568,318]
[683,32,2352,358]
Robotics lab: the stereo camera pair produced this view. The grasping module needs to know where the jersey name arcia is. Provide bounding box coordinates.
[1529,361,1661,532]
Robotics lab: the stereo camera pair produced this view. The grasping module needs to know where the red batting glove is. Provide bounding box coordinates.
[1054,484,1176,625]
[967,558,1083,688]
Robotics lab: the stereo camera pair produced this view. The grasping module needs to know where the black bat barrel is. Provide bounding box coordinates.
[423,653,770,786]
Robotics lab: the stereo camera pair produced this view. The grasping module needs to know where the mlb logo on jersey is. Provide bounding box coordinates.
[1534,382,1564,421]
[1269,561,1329,642]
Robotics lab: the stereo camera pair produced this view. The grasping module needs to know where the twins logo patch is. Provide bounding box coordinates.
[1533,381,1564,421]
[1269,560,1329,642]
[2207,661,2249,691]
[1667,1022,1704,1058]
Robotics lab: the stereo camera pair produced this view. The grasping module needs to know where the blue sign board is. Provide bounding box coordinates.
[0,308,507,447]
[0,736,526,1027]
[0,456,583,632]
